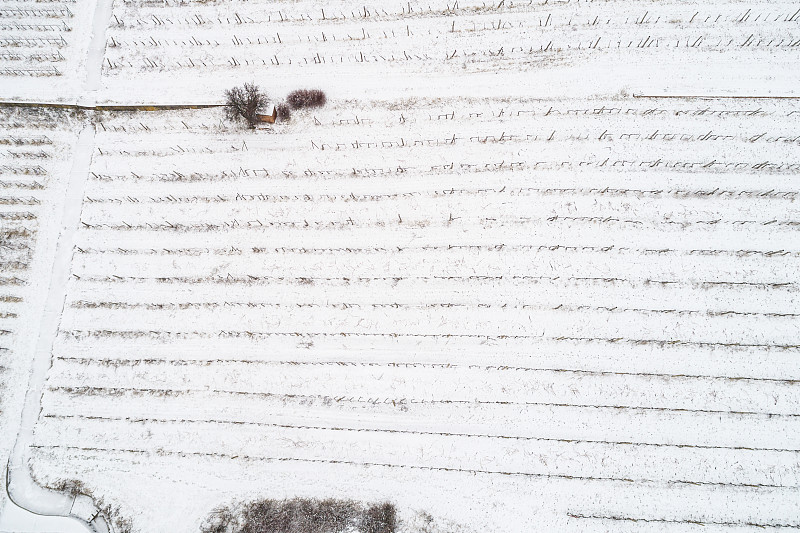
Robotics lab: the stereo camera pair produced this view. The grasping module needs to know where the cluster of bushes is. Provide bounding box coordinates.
[224,84,327,128]
[201,497,396,533]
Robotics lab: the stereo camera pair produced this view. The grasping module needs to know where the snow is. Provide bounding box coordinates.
[1,1,799,532]
[0,108,89,527]
[0,501,95,533]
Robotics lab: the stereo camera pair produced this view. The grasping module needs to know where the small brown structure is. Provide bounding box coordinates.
[255,106,277,124]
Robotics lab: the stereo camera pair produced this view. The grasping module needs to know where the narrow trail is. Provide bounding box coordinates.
[6,125,109,533]
[3,0,116,532]
[79,0,116,109]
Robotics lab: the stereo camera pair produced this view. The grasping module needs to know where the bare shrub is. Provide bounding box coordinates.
[48,478,90,498]
[45,480,134,533]
[224,83,268,128]
[96,497,134,533]
[361,503,397,533]
[200,506,236,533]
[200,498,396,533]
[286,89,327,110]
[276,102,292,122]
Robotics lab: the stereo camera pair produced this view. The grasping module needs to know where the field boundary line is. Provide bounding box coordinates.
[40,414,800,453]
[0,102,222,111]
[59,329,800,351]
[52,356,800,384]
[27,445,798,490]
[72,245,800,258]
[567,512,800,529]
[71,275,800,291]
[632,94,800,100]
[65,300,800,319]
[47,386,800,418]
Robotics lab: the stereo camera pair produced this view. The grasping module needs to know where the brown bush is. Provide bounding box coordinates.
[200,506,235,533]
[200,498,396,533]
[276,102,292,122]
[361,503,397,533]
[286,89,327,110]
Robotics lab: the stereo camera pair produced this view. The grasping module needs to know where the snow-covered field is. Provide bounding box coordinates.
[1,0,799,532]
[0,106,86,513]
[95,0,800,101]
[29,97,800,532]
[0,0,100,102]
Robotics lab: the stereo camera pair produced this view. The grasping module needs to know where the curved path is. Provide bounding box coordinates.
[3,0,116,531]
[4,125,110,533]
[2,462,107,533]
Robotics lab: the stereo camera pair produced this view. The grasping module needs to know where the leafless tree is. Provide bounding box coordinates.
[224,82,267,128]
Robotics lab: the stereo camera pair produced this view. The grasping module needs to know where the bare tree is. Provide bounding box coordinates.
[224,83,267,128]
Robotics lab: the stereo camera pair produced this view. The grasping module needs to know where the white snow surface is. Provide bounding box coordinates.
[1,0,799,532]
